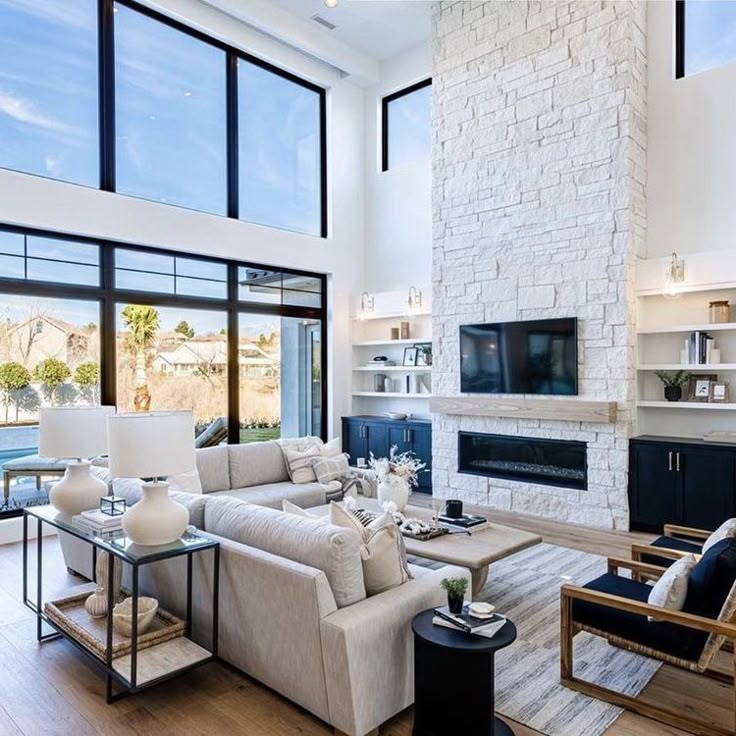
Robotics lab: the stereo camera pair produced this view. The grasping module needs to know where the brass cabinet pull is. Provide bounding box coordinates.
[668,451,673,471]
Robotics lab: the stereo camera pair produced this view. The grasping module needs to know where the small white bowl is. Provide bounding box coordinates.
[384,412,408,420]
[469,601,495,618]
[112,596,158,638]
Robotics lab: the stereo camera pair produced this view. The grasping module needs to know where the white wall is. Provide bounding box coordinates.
[363,43,432,293]
[0,0,367,439]
[648,0,736,257]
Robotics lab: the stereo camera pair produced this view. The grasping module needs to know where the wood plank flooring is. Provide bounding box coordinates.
[0,506,730,736]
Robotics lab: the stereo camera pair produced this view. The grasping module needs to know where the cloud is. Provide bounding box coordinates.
[0,89,81,137]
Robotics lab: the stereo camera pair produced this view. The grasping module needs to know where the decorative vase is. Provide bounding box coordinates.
[49,461,108,515]
[377,477,410,512]
[664,385,682,402]
[447,593,464,615]
[122,482,188,546]
[85,551,122,619]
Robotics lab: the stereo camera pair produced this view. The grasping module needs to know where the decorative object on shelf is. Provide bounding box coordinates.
[374,373,387,392]
[358,291,375,320]
[39,406,116,515]
[711,381,729,403]
[400,320,411,339]
[85,551,122,619]
[685,330,715,364]
[654,370,689,402]
[384,411,408,420]
[390,327,400,340]
[407,285,423,315]
[100,495,126,517]
[687,373,717,402]
[662,251,685,299]
[108,411,195,546]
[415,342,432,366]
[440,576,468,615]
[112,596,159,637]
[709,300,730,324]
[403,346,418,367]
[369,445,426,512]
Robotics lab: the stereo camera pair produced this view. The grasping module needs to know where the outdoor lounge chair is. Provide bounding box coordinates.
[560,538,736,736]
[194,416,228,448]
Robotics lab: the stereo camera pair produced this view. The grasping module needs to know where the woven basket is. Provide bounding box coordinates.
[44,590,185,660]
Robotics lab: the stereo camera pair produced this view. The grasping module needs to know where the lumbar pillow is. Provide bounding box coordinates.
[647,553,697,620]
[703,518,736,554]
[168,467,203,495]
[312,453,350,484]
[283,446,321,483]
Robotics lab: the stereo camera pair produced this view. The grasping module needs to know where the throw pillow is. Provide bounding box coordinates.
[312,453,350,484]
[322,437,342,457]
[282,499,311,517]
[88,464,113,490]
[703,518,736,554]
[168,467,203,495]
[112,477,144,505]
[647,553,697,620]
[283,446,321,483]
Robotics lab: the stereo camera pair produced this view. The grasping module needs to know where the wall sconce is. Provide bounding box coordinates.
[359,291,374,320]
[662,251,685,300]
[407,285,423,315]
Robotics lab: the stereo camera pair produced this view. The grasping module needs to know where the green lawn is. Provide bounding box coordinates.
[240,427,281,443]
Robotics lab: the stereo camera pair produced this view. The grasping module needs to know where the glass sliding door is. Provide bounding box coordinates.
[239,314,322,442]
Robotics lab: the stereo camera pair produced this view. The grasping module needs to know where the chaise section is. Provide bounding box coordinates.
[215,480,326,509]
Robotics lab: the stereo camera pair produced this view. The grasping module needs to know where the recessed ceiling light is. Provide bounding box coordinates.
[324,0,338,8]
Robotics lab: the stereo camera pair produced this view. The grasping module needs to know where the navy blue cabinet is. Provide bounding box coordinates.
[629,437,736,532]
[342,416,432,494]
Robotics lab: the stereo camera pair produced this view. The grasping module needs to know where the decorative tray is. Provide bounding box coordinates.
[44,589,185,660]
[400,526,449,541]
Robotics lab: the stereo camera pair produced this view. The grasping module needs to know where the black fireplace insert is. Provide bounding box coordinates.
[458,431,587,491]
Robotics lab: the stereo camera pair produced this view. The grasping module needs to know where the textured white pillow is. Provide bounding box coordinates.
[312,453,350,484]
[647,553,697,620]
[283,446,321,483]
[168,468,203,495]
[703,518,736,554]
[322,437,342,457]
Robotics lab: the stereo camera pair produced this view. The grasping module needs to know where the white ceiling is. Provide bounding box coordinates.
[269,0,432,61]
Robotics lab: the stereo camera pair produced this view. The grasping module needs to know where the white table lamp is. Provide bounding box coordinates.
[107,411,196,546]
[39,406,116,515]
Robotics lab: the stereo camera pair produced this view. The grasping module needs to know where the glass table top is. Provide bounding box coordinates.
[25,504,217,563]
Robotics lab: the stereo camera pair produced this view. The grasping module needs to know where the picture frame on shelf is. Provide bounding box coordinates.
[711,381,729,403]
[415,342,432,367]
[403,347,418,367]
[687,374,717,402]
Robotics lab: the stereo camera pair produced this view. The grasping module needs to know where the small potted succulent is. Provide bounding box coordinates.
[441,576,468,614]
[655,370,689,402]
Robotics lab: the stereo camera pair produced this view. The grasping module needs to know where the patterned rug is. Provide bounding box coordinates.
[412,543,661,736]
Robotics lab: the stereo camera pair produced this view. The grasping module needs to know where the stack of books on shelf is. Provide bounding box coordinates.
[368,358,396,366]
[433,605,507,639]
[72,508,123,535]
[686,331,715,364]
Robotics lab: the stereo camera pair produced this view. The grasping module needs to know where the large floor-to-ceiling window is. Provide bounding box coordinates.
[0,225,326,519]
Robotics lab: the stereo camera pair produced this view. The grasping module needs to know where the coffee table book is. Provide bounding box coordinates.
[433,605,507,636]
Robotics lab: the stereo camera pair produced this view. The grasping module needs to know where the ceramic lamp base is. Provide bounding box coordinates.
[49,461,107,515]
[121,481,188,546]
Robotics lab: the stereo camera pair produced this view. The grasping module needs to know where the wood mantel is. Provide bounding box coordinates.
[430,396,618,424]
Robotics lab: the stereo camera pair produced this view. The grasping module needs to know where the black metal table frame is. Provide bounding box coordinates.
[22,511,220,703]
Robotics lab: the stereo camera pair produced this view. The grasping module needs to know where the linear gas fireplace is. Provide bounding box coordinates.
[458,431,587,491]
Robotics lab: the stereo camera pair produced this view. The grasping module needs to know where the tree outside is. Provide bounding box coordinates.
[175,320,195,339]
[74,361,100,403]
[121,304,160,412]
[0,362,31,424]
[33,357,71,404]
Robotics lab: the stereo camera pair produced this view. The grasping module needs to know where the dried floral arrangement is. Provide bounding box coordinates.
[368,445,426,489]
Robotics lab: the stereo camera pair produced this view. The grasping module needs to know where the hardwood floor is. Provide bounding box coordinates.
[0,507,730,736]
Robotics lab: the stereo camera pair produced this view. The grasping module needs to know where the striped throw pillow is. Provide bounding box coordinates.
[283,446,321,484]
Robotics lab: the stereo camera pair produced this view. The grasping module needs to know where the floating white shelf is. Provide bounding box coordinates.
[353,391,432,399]
[637,401,736,410]
[351,311,431,321]
[352,338,431,347]
[353,366,431,372]
[637,364,736,371]
[637,322,736,334]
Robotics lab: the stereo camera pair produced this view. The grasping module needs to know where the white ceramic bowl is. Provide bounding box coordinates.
[112,596,158,638]
[384,411,408,420]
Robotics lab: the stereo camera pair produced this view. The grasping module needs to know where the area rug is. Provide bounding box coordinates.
[413,543,661,736]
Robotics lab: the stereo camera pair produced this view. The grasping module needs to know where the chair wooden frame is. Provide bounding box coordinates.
[630,523,710,581]
[561,557,736,736]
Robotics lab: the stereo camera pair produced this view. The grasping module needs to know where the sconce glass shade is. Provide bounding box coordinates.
[359,291,374,320]
[663,251,685,300]
[407,285,423,316]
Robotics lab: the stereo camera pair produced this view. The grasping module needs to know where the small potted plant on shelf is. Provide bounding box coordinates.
[441,577,468,614]
[655,370,690,402]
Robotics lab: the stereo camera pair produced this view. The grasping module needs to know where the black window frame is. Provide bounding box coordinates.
[0,0,327,237]
[381,78,432,173]
[0,222,329,466]
[675,0,685,79]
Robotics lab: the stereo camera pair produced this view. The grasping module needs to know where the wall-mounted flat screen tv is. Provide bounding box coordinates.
[460,318,577,395]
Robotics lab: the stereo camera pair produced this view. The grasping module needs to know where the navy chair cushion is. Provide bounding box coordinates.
[683,538,736,620]
[641,536,703,568]
[572,573,708,661]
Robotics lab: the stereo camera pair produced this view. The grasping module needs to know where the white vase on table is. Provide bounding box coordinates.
[377,476,410,512]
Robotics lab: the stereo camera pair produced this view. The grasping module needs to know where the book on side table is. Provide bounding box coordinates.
[433,605,507,639]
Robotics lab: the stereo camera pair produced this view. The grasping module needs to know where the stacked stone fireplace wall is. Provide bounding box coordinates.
[431,1,646,529]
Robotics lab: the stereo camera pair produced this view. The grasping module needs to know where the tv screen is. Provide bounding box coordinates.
[460,318,577,395]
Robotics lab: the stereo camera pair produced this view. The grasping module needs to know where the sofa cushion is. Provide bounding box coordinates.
[204,496,366,608]
[169,490,207,529]
[228,441,290,489]
[641,535,703,568]
[196,446,230,493]
[168,467,203,495]
[213,481,326,510]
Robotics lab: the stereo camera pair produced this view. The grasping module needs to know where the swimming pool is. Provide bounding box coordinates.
[0,447,36,466]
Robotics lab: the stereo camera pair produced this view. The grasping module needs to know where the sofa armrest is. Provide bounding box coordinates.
[319,564,470,736]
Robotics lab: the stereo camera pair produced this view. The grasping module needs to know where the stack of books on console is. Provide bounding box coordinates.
[433,605,507,639]
[71,508,123,535]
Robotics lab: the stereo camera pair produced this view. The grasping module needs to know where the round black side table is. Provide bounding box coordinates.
[411,609,517,736]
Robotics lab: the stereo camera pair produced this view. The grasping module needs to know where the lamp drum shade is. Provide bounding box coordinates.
[39,406,115,459]
[108,411,196,479]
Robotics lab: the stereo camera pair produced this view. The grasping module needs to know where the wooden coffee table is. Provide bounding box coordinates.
[311,499,542,598]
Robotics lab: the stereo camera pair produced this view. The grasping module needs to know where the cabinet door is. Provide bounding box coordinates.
[410,425,432,493]
[343,419,366,465]
[680,447,736,531]
[629,443,682,532]
[365,422,388,460]
[388,425,412,455]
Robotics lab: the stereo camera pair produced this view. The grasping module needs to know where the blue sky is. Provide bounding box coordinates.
[686,1,736,75]
[0,0,321,234]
